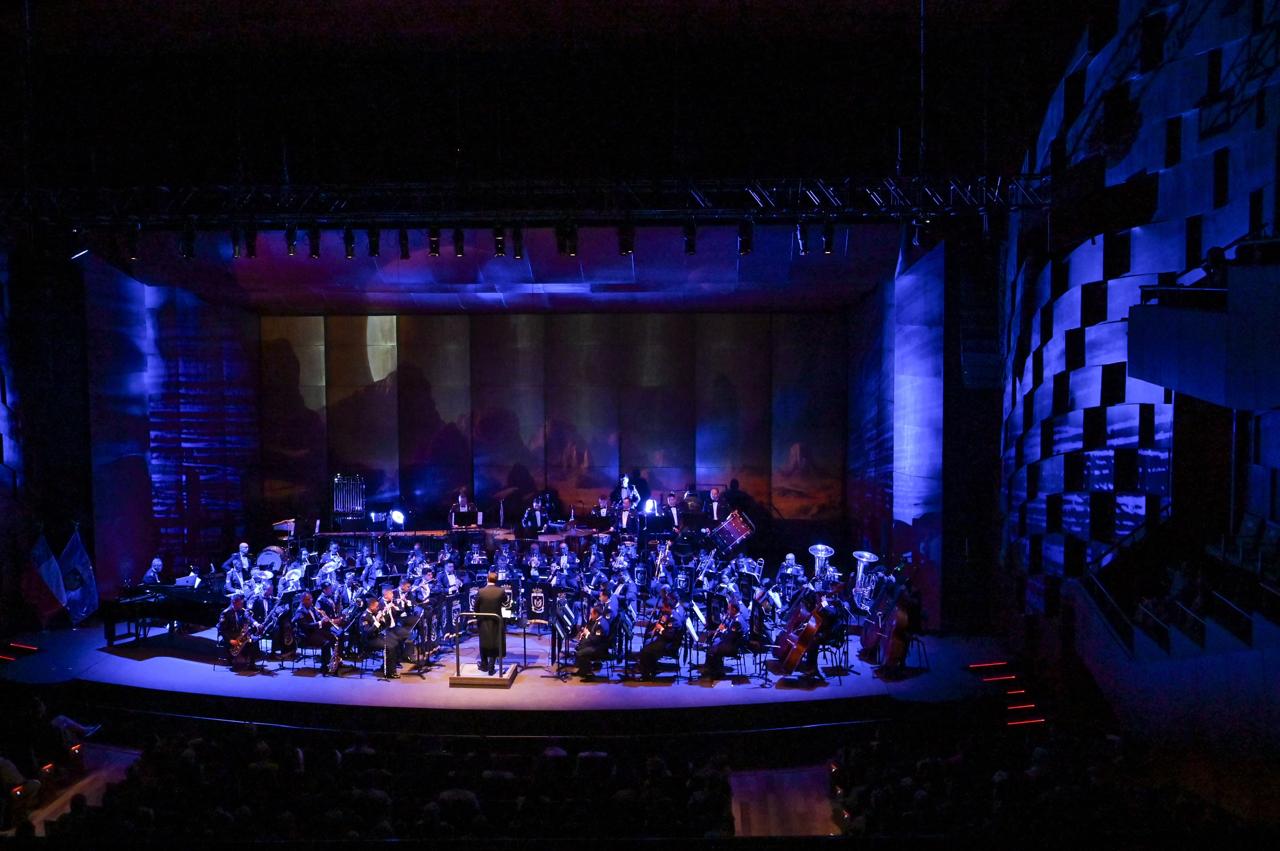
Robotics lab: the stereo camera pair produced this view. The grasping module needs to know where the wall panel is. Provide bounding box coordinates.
[398,315,472,512]
[546,314,620,509]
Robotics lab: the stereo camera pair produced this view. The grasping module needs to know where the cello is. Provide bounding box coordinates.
[773,588,839,675]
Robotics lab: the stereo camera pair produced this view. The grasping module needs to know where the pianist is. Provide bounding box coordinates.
[142,557,164,585]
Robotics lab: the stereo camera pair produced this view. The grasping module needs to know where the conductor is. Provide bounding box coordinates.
[474,571,506,675]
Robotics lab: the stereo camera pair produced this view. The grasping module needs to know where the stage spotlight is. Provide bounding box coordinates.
[493,226,506,257]
[308,224,321,259]
[245,223,257,258]
[683,220,697,256]
[738,220,753,255]
[618,222,635,256]
[343,226,355,260]
[643,498,657,515]
[398,228,410,260]
[230,226,242,259]
[796,221,810,255]
[180,220,196,259]
[285,224,298,256]
[389,509,406,527]
[822,219,835,255]
[428,226,441,257]
[452,227,465,258]
[512,225,524,259]
[367,228,381,258]
[126,223,140,261]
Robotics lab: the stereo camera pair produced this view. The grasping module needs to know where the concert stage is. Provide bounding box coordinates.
[1,627,1002,738]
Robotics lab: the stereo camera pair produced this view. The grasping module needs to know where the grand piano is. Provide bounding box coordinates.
[100,583,227,646]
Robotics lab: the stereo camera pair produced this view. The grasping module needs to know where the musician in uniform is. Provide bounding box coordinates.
[573,588,614,680]
[638,585,686,680]
[473,572,506,675]
[441,562,464,596]
[583,542,607,576]
[437,541,457,567]
[551,542,578,577]
[217,592,259,668]
[591,494,612,519]
[292,591,337,672]
[449,491,476,528]
[360,555,386,592]
[703,486,726,524]
[405,543,428,578]
[522,497,551,533]
[523,542,546,577]
[656,492,683,533]
[465,543,488,571]
[221,542,252,591]
[702,598,748,680]
[613,497,639,536]
[359,596,400,679]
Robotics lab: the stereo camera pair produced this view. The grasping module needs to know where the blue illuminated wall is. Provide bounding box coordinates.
[85,258,259,591]
[1000,1,1276,609]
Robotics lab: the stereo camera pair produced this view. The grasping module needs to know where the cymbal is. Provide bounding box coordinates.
[251,569,274,579]
[808,544,835,559]
[852,550,880,564]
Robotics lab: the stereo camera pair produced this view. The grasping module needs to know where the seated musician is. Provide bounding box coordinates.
[521,497,552,533]
[337,572,362,609]
[360,555,386,591]
[357,545,374,572]
[358,596,400,679]
[410,570,435,608]
[317,580,343,621]
[292,591,336,671]
[221,542,252,591]
[551,542,578,577]
[583,542,607,576]
[441,562,464,596]
[437,541,457,566]
[573,588,614,680]
[703,598,749,680]
[217,592,260,668]
[141,556,164,585]
[638,585,687,680]
[465,542,488,570]
[394,577,422,633]
[613,497,639,536]
[523,542,546,577]
[247,581,276,624]
[405,543,428,577]
[379,584,413,664]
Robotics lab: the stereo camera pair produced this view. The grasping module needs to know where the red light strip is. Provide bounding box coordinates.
[1007,718,1046,726]
[9,643,38,651]
[0,655,15,662]
[982,674,1017,682]
[1007,703,1037,710]
[1006,689,1026,695]
[967,661,1008,668]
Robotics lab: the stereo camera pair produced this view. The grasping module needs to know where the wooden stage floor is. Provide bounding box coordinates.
[1,625,1003,736]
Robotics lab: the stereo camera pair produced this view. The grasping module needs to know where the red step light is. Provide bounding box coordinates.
[967,661,1008,669]
[982,674,1017,682]
[0,655,15,662]
[8,643,38,651]
[1007,718,1046,726]
[1006,689,1026,695]
[1007,703,1037,710]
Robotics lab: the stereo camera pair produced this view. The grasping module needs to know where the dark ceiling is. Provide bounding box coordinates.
[0,0,1099,187]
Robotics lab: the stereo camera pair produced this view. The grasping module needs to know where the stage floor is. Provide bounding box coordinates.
[2,625,999,720]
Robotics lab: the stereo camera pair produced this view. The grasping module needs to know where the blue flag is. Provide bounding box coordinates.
[21,534,66,627]
[59,529,99,625]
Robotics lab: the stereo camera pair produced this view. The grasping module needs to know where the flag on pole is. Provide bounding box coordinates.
[59,528,100,626]
[20,534,66,628]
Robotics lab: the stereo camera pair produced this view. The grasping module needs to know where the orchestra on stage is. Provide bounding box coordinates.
[133,477,924,684]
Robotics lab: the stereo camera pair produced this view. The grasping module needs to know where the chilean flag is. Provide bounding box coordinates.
[20,534,66,628]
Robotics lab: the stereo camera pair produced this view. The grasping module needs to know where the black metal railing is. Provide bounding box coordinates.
[1169,602,1206,648]
[1135,604,1172,653]
[1208,592,1254,647]
[1083,573,1134,654]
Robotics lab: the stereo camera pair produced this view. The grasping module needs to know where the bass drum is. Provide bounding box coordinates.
[256,546,285,573]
